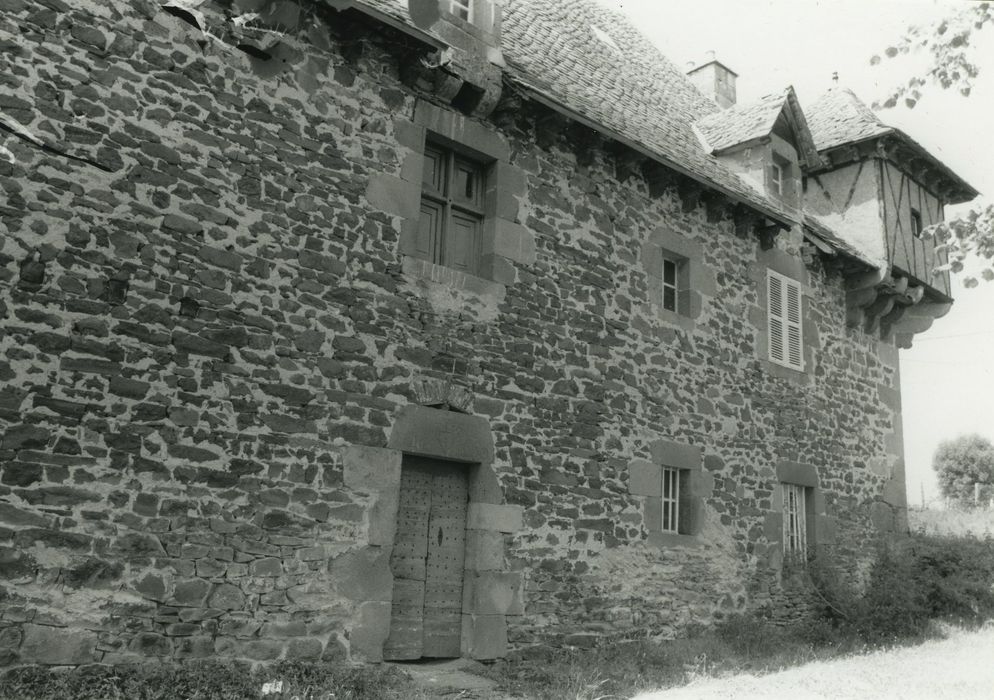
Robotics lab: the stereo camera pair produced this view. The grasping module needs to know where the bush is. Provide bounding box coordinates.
[809,531,994,645]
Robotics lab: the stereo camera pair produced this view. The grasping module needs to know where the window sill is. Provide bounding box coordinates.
[402,256,506,298]
[760,358,811,385]
[647,531,702,549]
[656,306,697,332]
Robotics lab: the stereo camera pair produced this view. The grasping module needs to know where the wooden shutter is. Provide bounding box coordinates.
[445,210,479,274]
[416,201,442,263]
[767,270,803,370]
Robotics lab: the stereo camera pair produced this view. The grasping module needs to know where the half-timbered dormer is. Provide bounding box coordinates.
[804,87,978,299]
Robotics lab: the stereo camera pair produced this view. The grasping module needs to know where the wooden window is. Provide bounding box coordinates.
[419,142,485,274]
[770,162,784,197]
[448,0,472,22]
[782,483,809,560]
[661,468,681,533]
[661,256,679,312]
[911,208,923,238]
[767,270,803,371]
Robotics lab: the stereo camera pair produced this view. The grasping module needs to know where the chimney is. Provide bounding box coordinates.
[686,51,737,109]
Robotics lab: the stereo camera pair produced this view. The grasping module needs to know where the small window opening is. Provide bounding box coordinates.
[782,483,809,561]
[661,468,681,533]
[449,0,472,22]
[911,208,923,238]
[661,257,679,312]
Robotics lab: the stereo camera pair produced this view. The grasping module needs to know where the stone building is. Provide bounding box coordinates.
[0,0,977,666]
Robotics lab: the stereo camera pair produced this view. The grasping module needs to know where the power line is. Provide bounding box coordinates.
[912,329,994,342]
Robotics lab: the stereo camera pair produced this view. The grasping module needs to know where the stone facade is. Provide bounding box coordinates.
[0,0,919,666]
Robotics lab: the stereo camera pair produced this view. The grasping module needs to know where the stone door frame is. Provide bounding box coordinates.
[343,405,522,661]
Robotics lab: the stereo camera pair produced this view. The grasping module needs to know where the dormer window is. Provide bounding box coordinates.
[448,0,472,22]
[911,208,923,238]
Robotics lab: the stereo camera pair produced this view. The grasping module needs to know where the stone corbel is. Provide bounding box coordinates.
[534,111,569,150]
[755,221,782,251]
[642,162,679,198]
[614,147,645,184]
[892,301,952,349]
[844,268,888,328]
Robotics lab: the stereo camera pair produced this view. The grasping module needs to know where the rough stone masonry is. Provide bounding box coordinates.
[0,0,907,666]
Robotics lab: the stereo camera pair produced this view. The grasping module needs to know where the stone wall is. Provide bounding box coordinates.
[0,0,905,666]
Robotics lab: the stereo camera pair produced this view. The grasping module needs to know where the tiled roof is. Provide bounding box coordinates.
[695,87,823,169]
[803,216,877,268]
[696,90,790,153]
[806,87,977,202]
[805,87,892,152]
[353,0,796,224]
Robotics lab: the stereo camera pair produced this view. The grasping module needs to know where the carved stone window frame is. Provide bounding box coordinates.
[369,100,531,298]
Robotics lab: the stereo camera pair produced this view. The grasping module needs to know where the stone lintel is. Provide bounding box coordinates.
[649,439,702,470]
[388,405,495,464]
[775,461,818,488]
[414,100,510,162]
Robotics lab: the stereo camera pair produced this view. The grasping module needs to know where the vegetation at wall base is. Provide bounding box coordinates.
[482,530,994,700]
[0,660,428,700]
[2,530,991,700]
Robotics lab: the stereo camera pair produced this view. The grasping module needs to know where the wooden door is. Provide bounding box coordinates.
[383,457,468,660]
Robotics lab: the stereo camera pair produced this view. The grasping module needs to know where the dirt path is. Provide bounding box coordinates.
[634,626,994,700]
[388,658,507,698]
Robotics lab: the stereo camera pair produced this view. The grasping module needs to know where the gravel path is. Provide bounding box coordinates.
[634,626,994,700]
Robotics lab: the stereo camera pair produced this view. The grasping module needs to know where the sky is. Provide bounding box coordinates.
[597,0,994,506]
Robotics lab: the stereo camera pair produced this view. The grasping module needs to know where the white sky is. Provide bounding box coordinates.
[597,0,994,506]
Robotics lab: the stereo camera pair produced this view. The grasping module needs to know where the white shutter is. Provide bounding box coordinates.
[767,271,803,370]
[767,272,785,364]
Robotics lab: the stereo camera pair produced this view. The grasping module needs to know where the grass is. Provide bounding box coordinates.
[5,520,993,700]
[909,504,994,538]
[0,661,434,700]
[478,618,877,700]
[481,526,994,700]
